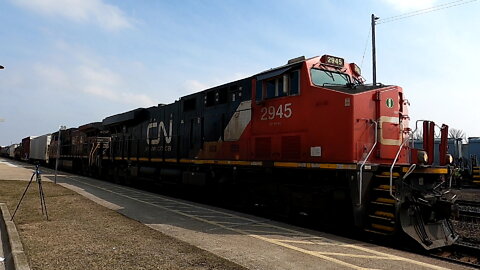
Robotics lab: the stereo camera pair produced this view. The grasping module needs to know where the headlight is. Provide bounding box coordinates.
[446,154,453,164]
[417,150,428,164]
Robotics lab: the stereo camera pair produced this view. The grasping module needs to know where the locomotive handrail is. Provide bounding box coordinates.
[390,137,409,201]
[410,119,430,154]
[358,119,377,205]
[390,119,429,201]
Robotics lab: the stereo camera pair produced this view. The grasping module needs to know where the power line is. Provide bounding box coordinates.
[377,0,478,24]
[379,0,465,21]
[360,28,371,71]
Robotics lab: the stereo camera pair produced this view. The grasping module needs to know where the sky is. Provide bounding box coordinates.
[0,0,479,145]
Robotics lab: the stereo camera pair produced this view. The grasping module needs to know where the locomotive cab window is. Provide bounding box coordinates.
[311,68,350,87]
[256,70,300,101]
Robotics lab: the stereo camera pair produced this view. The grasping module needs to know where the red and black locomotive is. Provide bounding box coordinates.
[41,54,458,249]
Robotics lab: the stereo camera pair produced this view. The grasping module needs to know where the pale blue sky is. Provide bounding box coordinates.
[1,0,479,145]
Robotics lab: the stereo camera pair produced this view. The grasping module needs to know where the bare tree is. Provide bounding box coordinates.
[449,128,466,142]
[413,130,423,140]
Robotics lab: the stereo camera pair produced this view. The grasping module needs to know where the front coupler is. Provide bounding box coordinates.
[399,180,458,249]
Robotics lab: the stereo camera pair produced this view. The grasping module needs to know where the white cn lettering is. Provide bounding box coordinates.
[146,120,173,145]
[146,122,160,145]
[159,120,173,144]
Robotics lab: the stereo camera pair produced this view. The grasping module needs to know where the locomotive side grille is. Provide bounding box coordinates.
[281,136,301,160]
[255,137,271,159]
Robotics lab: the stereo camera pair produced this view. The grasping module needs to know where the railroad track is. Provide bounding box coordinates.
[461,183,480,189]
[435,199,480,267]
[429,240,480,268]
[456,200,480,223]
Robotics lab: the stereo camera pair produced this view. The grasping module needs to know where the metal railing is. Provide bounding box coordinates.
[389,120,429,201]
[389,138,409,201]
[358,119,377,205]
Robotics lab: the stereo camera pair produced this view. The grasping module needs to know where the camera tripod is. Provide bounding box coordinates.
[11,164,49,221]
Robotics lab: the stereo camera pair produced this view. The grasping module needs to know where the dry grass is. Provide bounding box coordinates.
[0,180,246,270]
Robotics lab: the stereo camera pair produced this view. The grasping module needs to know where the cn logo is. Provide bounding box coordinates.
[146,120,173,144]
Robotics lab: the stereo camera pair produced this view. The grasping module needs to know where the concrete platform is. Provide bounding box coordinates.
[0,158,471,270]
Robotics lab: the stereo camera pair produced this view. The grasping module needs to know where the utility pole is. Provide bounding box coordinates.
[0,66,4,124]
[371,14,379,86]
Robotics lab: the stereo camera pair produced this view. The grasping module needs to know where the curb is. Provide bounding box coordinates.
[0,204,31,270]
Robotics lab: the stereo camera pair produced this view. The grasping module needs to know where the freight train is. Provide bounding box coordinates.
[2,54,460,250]
[463,138,480,184]
[449,137,480,186]
[409,138,480,186]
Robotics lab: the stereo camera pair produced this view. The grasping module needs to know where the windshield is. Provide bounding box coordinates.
[311,68,350,86]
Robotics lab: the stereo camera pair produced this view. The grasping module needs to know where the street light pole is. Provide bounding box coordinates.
[54,126,66,184]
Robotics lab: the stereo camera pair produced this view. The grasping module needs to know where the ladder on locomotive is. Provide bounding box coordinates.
[365,170,400,235]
